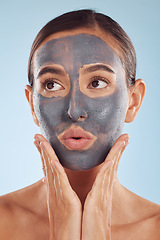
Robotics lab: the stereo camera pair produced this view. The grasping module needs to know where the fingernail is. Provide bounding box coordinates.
[34,139,40,146]
[117,140,126,148]
[34,134,39,140]
[34,141,40,150]
[124,139,129,146]
[40,142,45,150]
[124,134,130,142]
[126,134,130,139]
[121,138,129,147]
[51,160,57,166]
[106,160,114,167]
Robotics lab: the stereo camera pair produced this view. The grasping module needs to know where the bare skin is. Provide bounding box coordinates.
[0,28,160,239]
[0,134,160,240]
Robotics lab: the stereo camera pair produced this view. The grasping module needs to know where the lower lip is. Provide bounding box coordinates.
[62,138,92,150]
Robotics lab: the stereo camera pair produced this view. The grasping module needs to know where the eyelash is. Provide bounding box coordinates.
[41,78,63,91]
[41,75,109,90]
[89,76,109,86]
[41,78,57,86]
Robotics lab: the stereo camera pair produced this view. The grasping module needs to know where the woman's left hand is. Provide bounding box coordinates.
[82,134,129,240]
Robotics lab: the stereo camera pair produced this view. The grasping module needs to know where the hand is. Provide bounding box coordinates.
[34,134,82,240]
[82,134,129,240]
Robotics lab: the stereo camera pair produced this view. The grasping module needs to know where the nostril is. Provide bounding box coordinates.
[79,115,86,120]
[68,115,72,120]
[66,103,88,122]
[67,113,87,122]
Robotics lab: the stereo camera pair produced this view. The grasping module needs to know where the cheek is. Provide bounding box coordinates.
[85,89,128,133]
[33,93,66,137]
[33,87,128,140]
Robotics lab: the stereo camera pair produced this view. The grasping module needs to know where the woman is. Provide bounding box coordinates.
[0,9,159,240]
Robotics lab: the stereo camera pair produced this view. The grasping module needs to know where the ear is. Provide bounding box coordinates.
[25,85,39,126]
[125,79,146,123]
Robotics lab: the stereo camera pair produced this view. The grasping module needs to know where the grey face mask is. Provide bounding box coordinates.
[33,34,128,171]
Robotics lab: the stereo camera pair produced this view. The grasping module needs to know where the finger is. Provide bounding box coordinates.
[36,137,68,205]
[38,137,70,204]
[101,163,113,202]
[107,140,129,193]
[40,142,66,201]
[40,146,54,185]
[105,134,129,164]
[34,139,41,153]
[34,135,62,191]
[35,134,60,163]
[34,134,59,177]
[40,147,58,205]
[50,160,76,200]
[90,160,113,200]
[101,139,129,203]
[34,133,48,142]
[101,135,129,194]
[39,140,72,191]
[35,135,59,189]
[34,139,46,179]
[114,140,128,171]
[104,134,129,187]
[39,141,59,183]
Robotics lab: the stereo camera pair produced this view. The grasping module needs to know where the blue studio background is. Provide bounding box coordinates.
[0,0,160,204]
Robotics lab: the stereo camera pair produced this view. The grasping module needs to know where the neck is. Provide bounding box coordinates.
[65,166,133,225]
[65,165,101,206]
[40,165,139,226]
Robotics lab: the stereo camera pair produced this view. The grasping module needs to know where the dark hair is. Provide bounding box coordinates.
[28,9,136,87]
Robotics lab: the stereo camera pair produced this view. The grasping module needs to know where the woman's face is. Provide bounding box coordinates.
[32,29,129,171]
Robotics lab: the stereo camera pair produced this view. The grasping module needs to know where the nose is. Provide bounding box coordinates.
[67,91,88,122]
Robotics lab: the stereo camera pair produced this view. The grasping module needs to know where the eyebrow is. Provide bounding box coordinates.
[84,64,115,74]
[37,66,66,78]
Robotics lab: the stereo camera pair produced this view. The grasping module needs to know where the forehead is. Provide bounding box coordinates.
[34,34,122,72]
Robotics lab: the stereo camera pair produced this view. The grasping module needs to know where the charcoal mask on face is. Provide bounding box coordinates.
[33,34,128,171]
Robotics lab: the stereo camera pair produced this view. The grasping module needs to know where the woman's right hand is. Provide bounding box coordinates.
[34,134,82,240]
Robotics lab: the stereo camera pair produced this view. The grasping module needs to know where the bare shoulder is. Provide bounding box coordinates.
[126,186,160,239]
[0,180,49,240]
[0,194,16,239]
[122,185,160,217]
[140,210,160,240]
[150,210,160,232]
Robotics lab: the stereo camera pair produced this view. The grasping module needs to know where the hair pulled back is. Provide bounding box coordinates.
[28,9,136,87]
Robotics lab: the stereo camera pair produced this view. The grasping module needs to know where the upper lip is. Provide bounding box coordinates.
[58,126,97,150]
[58,126,95,140]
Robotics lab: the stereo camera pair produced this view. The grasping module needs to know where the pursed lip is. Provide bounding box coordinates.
[58,126,97,150]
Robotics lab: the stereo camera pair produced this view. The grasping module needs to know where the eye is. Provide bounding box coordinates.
[88,76,109,89]
[42,78,64,91]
